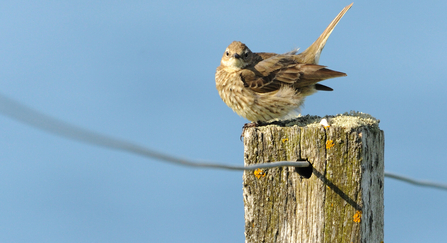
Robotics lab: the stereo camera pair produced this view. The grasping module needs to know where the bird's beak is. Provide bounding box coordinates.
[233,53,241,59]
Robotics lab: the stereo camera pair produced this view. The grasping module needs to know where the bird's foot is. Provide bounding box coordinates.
[240,121,267,141]
[240,122,256,141]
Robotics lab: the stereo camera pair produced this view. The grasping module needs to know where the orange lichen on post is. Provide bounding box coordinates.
[254,168,266,179]
[353,211,362,223]
[326,140,335,149]
[281,138,288,143]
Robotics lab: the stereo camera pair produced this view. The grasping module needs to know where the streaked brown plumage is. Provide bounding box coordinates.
[215,3,352,123]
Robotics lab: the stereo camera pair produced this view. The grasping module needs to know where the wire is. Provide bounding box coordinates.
[1,93,447,191]
[385,171,447,191]
[0,93,308,171]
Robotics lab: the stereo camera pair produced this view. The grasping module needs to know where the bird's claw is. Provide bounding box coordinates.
[240,122,258,141]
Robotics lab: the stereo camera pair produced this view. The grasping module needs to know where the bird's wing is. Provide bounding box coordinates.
[240,55,346,93]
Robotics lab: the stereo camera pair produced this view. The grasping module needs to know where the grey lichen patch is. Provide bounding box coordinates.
[330,111,380,129]
[265,111,380,131]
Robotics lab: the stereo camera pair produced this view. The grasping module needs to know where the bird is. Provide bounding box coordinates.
[215,3,352,125]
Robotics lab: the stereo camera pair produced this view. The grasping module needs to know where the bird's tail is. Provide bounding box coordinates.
[296,3,353,64]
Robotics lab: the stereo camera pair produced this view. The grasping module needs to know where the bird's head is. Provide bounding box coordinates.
[220,41,254,71]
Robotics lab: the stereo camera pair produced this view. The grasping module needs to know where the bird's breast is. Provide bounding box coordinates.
[215,69,253,111]
[215,67,304,122]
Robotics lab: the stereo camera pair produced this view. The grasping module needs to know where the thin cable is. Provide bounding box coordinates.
[385,171,447,191]
[2,93,447,191]
[0,93,308,171]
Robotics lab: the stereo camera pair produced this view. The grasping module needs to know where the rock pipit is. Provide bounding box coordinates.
[215,3,352,127]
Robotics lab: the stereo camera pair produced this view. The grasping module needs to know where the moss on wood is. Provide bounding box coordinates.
[243,112,384,243]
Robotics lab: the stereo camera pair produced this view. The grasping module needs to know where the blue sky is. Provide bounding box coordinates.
[0,1,446,242]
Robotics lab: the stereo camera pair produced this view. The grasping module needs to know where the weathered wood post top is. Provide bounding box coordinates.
[243,112,384,243]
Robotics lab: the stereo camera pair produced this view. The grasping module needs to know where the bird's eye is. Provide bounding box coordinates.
[225,51,229,56]
[244,52,249,58]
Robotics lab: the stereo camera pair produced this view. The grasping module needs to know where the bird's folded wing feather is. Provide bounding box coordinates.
[240,55,346,93]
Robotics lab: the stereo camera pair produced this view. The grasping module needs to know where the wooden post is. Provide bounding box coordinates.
[243,113,384,243]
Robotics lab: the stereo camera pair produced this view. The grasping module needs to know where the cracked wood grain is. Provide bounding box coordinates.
[243,114,384,243]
